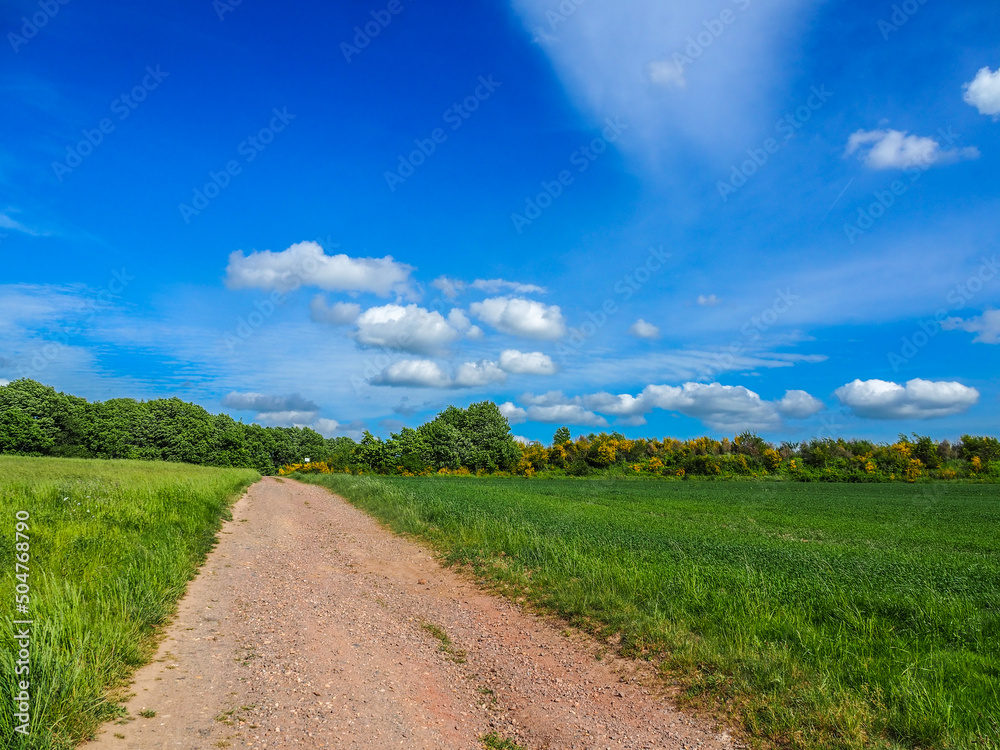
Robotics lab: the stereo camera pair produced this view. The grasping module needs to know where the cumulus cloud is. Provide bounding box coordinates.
[446,308,484,339]
[527,404,608,426]
[222,391,319,414]
[697,294,720,306]
[642,382,784,431]
[309,295,361,325]
[225,241,415,297]
[516,382,823,431]
[370,360,452,388]
[845,129,979,169]
[470,297,566,339]
[834,378,980,419]
[498,349,557,375]
[454,360,507,387]
[0,379,9,387]
[775,389,825,419]
[963,66,1000,118]
[943,310,1000,344]
[581,391,647,417]
[499,401,528,424]
[372,359,508,388]
[629,319,660,339]
[220,390,349,434]
[354,304,461,355]
[255,410,322,426]
[312,418,342,437]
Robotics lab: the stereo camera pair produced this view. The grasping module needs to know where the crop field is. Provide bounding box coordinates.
[0,456,258,750]
[298,474,1000,750]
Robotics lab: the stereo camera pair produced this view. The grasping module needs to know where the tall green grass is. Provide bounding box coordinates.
[0,456,258,750]
[299,474,1000,750]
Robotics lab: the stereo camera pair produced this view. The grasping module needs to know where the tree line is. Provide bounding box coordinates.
[2,379,997,481]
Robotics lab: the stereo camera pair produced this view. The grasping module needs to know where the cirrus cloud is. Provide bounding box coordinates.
[834,378,979,419]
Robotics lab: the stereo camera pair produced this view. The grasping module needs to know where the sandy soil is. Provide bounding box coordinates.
[83,476,742,749]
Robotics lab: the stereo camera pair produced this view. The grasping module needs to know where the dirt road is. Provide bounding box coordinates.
[85,477,740,749]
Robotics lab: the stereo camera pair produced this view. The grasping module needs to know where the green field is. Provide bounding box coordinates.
[298,474,1000,750]
[0,456,258,750]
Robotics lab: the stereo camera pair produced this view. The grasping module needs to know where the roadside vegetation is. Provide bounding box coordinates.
[296,473,1000,750]
[0,456,258,750]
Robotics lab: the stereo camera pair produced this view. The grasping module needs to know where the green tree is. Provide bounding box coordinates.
[552,426,571,446]
[0,408,54,454]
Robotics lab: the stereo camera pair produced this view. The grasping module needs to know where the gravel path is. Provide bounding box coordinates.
[84,476,742,749]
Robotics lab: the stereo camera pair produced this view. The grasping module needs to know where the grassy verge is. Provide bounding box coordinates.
[297,473,1000,750]
[0,456,258,750]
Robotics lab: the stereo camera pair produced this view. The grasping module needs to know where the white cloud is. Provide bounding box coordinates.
[446,308,483,339]
[454,360,507,387]
[470,278,547,295]
[697,294,720,306]
[220,390,343,432]
[629,319,660,339]
[775,389,824,419]
[521,391,570,407]
[499,401,528,424]
[509,0,813,161]
[581,391,647,417]
[354,304,461,355]
[642,382,783,431]
[512,434,533,445]
[0,379,9,387]
[255,410,321,426]
[963,66,1000,118]
[225,241,415,296]
[498,349,557,375]
[943,310,1000,344]
[370,360,452,388]
[834,378,980,419]
[470,297,566,339]
[432,276,464,299]
[222,391,319,414]
[527,404,608,426]
[645,59,685,89]
[518,382,823,431]
[371,359,507,389]
[312,418,341,437]
[432,276,548,298]
[309,295,361,325]
[845,129,979,170]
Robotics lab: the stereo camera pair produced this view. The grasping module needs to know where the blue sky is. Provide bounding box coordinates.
[1,0,998,443]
